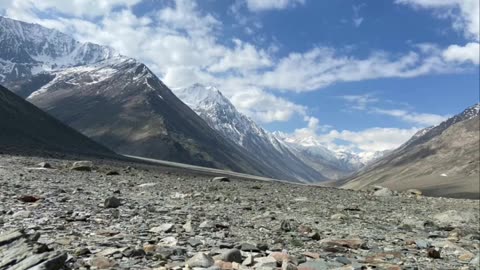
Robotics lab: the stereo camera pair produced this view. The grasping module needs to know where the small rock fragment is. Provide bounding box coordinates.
[330,213,347,220]
[415,239,430,249]
[427,248,441,259]
[242,255,254,266]
[240,243,259,252]
[213,176,230,182]
[406,189,422,196]
[150,223,174,233]
[183,220,193,232]
[106,170,120,176]
[37,162,52,168]
[281,220,292,232]
[91,256,116,269]
[104,196,121,208]
[75,247,91,256]
[372,186,394,197]
[71,161,93,171]
[18,195,40,203]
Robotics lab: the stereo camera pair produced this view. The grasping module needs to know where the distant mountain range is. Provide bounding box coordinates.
[2,16,476,193]
[0,16,287,178]
[175,84,338,182]
[339,103,480,199]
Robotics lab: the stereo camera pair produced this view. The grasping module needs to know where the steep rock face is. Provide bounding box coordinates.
[341,104,480,199]
[174,84,328,182]
[0,16,284,178]
[0,84,114,156]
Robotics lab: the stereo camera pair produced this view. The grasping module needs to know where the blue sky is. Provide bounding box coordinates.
[1,0,478,155]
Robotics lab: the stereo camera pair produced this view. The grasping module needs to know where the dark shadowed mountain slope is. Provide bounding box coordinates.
[0,84,114,156]
[340,103,480,199]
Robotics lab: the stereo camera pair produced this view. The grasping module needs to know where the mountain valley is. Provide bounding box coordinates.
[0,6,479,270]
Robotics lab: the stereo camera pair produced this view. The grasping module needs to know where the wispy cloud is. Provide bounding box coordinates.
[352,4,364,27]
[372,108,448,126]
[340,94,379,110]
[245,0,305,12]
[341,93,448,127]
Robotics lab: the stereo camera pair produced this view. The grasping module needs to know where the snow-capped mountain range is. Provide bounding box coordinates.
[0,16,116,84]
[0,16,306,180]
[174,84,367,180]
[174,84,335,182]
[0,15,390,182]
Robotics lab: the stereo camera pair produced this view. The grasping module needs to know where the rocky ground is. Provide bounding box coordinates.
[0,154,479,270]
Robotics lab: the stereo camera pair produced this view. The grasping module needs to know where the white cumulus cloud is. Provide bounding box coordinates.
[442,42,480,65]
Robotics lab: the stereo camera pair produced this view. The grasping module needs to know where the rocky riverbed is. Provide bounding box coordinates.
[0,154,479,270]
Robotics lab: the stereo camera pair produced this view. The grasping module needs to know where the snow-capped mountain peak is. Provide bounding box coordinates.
[0,16,119,83]
[174,84,270,147]
[175,84,373,181]
[174,83,233,110]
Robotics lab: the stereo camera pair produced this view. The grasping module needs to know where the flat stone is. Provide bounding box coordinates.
[335,256,351,265]
[320,239,365,249]
[254,256,277,268]
[297,260,329,270]
[240,243,259,252]
[415,239,430,249]
[186,252,215,268]
[0,230,24,245]
[91,256,116,269]
[330,213,347,220]
[12,210,32,218]
[18,195,40,203]
[150,223,174,233]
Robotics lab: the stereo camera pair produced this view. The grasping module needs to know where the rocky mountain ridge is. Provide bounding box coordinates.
[340,103,480,199]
